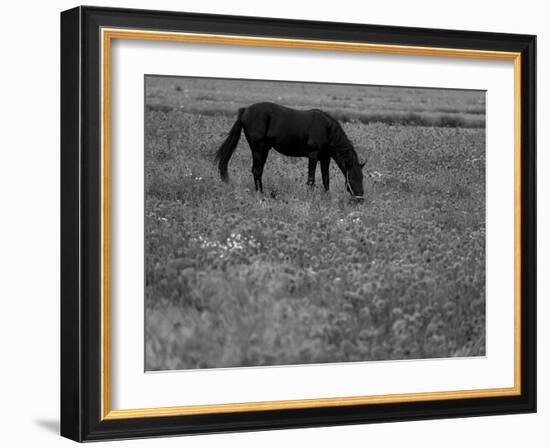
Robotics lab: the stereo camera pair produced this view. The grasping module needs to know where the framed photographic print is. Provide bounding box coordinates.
[60,6,536,442]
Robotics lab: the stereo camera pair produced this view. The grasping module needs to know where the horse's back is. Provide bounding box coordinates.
[241,102,331,154]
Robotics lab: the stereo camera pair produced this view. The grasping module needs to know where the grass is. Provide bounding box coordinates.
[144,77,486,371]
[146,76,486,129]
[146,104,484,129]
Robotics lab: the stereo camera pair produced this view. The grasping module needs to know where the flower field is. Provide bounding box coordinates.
[144,78,486,371]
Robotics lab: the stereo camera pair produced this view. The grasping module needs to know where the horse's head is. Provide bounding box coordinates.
[345,160,366,199]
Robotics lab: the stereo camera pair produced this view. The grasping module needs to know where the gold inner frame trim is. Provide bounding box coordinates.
[100,27,522,421]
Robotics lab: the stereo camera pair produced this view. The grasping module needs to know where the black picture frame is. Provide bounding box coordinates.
[61,5,536,442]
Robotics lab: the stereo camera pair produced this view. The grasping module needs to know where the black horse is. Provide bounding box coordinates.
[215,102,365,198]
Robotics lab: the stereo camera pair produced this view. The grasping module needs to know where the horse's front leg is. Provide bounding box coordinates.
[320,157,330,191]
[307,152,318,188]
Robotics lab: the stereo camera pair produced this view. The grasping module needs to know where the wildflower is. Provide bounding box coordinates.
[359,306,371,321]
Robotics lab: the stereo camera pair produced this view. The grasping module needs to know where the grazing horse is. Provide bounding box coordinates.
[215,102,365,198]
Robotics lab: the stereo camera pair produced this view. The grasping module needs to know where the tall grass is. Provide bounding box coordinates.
[144,108,486,371]
[146,104,485,129]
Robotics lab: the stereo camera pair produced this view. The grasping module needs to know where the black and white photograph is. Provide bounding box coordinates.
[144,76,486,371]
[0,0,542,444]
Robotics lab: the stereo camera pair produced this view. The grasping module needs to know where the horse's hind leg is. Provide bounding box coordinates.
[251,145,269,193]
[320,157,330,191]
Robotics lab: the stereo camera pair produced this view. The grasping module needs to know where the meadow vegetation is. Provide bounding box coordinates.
[145,78,486,370]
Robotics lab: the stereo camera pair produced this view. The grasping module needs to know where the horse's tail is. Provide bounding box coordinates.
[216,107,245,182]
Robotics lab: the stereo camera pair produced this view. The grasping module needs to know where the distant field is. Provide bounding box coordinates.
[144,77,486,371]
[146,76,486,128]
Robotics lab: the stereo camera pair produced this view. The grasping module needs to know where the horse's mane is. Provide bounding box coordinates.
[313,109,359,169]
